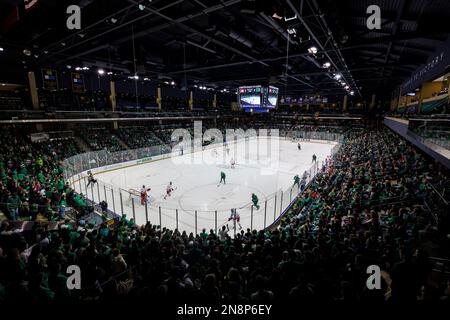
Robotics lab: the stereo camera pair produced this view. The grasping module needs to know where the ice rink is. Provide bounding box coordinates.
[78,137,337,235]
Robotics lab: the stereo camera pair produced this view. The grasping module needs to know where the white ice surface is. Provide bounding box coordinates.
[83,138,336,235]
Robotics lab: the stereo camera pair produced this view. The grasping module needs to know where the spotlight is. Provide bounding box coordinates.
[341,82,346,86]
[272,13,283,20]
[344,85,349,90]
[170,81,175,85]
[66,65,72,69]
[0,47,4,52]
[322,62,331,69]
[333,73,341,80]
[97,69,105,75]
[110,18,118,24]
[138,4,145,10]
[107,72,113,75]
[134,75,139,80]
[144,77,150,81]
[308,46,318,55]
[350,91,354,95]
[23,49,32,56]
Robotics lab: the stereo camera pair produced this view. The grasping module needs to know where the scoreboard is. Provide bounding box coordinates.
[238,85,279,112]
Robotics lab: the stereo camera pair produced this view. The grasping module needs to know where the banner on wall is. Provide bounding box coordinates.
[41,68,58,91]
[401,35,450,93]
[71,73,85,93]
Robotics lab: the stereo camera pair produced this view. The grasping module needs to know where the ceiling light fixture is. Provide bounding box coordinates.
[284,15,297,22]
[307,46,318,55]
[272,13,283,20]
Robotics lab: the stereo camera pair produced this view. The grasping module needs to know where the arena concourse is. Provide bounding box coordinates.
[0,0,449,313]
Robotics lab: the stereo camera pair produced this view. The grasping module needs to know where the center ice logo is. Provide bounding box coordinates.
[170,121,280,175]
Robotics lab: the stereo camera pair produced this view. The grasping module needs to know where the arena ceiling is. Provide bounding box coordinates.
[1,0,450,100]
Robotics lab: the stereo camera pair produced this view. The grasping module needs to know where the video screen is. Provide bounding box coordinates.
[267,86,279,108]
[238,86,262,109]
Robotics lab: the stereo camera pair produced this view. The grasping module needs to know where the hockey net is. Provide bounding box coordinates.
[125,188,141,206]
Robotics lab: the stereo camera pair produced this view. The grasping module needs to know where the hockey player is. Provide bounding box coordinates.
[230,158,236,169]
[164,182,176,200]
[297,142,301,151]
[228,208,242,230]
[312,154,317,163]
[219,171,226,185]
[86,171,97,187]
[302,170,309,180]
[293,174,300,189]
[140,185,151,205]
[252,193,260,210]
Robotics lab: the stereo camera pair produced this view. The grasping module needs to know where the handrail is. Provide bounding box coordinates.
[427,181,449,206]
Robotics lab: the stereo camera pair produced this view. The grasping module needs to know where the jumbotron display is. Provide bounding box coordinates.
[238,85,279,112]
[267,86,279,108]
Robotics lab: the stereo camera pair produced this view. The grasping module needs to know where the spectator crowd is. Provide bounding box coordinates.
[0,125,449,304]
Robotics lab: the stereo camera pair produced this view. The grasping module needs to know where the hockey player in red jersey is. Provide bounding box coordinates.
[140,185,151,205]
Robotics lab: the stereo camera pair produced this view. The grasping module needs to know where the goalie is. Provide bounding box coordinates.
[230,158,236,169]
